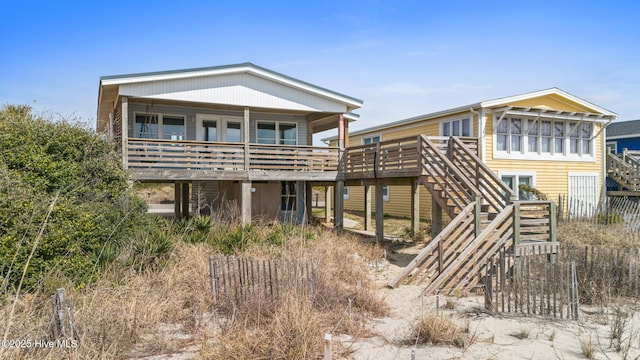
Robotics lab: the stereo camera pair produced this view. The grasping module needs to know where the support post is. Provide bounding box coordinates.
[121,96,128,169]
[334,182,344,232]
[174,183,182,219]
[305,181,312,224]
[181,182,190,219]
[325,186,332,224]
[431,198,442,238]
[548,201,557,263]
[411,178,420,237]
[375,181,384,243]
[474,196,481,237]
[513,201,521,249]
[364,185,372,231]
[243,107,250,171]
[240,180,251,225]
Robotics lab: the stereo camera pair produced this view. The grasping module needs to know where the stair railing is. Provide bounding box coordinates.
[418,135,481,214]
[448,136,515,213]
[388,200,479,288]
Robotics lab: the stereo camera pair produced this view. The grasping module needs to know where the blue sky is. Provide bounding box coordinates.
[1,0,639,140]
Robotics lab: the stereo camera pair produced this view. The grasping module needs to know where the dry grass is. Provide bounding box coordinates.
[0,223,387,359]
[410,312,468,348]
[558,220,639,248]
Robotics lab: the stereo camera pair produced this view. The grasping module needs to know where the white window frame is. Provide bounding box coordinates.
[440,117,472,137]
[362,134,382,145]
[134,112,186,140]
[606,141,617,154]
[498,171,536,200]
[382,185,390,202]
[196,114,244,142]
[256,121,298,145]
[493,115,596,162]
[343,186,350,200]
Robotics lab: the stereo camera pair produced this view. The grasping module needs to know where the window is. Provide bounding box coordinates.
[202,120,217,141]
[382,186,389,202]
[134,113,184,140]
[257,122,297,145]
[500,173,535,200]
[343,186,349,200]
[442,118,471,137]
[163,116,185,140]
[362,135,381,144]
[495,116,594,160]
[135,114,158,138]
[281,181,297,211]
[257,122,276,144]
[496,118,521,152]
[225,121,242,142]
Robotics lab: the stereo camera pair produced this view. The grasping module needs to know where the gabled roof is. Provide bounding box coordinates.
[97,62,363,131]
[323,88,617,141]
[607,119,640,138]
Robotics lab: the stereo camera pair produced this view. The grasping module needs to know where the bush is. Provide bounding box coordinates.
[0,105,151,291]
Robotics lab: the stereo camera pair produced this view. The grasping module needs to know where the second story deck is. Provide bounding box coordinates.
[126,138,340,182]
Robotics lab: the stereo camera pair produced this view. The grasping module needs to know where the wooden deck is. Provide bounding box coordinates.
[126,138,340,181]
[344,136,479,180]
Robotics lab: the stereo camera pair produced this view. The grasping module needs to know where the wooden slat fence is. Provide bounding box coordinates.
[209,256,316,304]
[484,244,579,319]
[485,243,640,320]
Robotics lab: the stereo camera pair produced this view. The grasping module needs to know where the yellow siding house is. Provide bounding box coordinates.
[326,88,617,222]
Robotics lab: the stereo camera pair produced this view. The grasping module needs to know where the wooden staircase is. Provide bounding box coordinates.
[389,135,520,293]
[607,150,640,194]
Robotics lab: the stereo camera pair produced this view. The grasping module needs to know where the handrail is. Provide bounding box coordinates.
[423,204,515,295]
[388,201,477,288]
[126,138,339,172]
[449,136,515,212]
[419,135,481,204]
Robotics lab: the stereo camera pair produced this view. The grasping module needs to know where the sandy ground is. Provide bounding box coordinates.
[130,228,640,360]
[340,242,640,360]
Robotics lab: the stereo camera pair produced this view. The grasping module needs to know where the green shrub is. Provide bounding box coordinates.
[0,105,151,290]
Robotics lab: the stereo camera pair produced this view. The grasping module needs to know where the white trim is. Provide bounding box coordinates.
[343,186,350,200]
[492,115,596,162]
[607,134,640,140]
[606,141,617,154]
[439,115,473,137]
[361,133,382,145]
[195,114,244,142]
[382,185,390,202]
[481,88,617,117]
[497,171,536,200]
[101,63,363,109]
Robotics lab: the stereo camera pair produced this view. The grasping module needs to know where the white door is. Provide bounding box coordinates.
[568,173,599,217]
[196,115,243,142]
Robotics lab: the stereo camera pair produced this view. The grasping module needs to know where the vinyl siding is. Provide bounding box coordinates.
[120,73,348,113]
[128,102,308,145]
[507,95,595,113]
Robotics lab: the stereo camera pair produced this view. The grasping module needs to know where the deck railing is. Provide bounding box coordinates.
[126,138,339,172]
[344,135,479,179]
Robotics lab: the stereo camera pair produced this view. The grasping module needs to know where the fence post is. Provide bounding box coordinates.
[513,202,521,250]
[548,202,557,263]
[324,333,332,360]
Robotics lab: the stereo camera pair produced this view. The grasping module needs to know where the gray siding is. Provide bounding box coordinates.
[128,102,308,145]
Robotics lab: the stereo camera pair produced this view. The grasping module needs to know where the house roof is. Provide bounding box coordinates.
[607,119,640,139]
[97,62,363,131]
[322,88,618,142]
